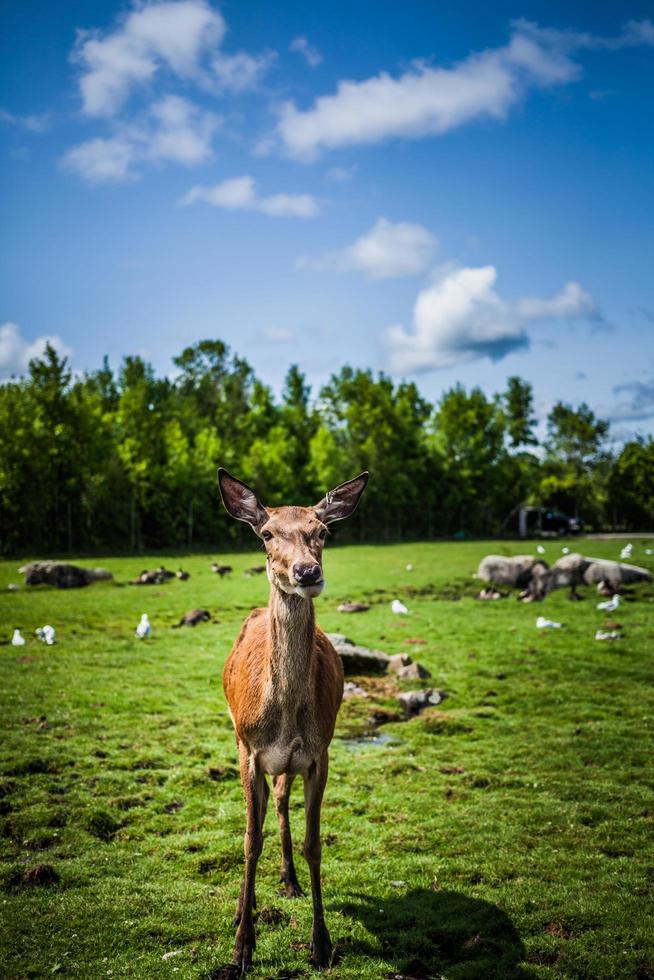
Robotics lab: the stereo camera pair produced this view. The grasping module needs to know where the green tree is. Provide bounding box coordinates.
[541,401,610,523]
[608,438,654,529]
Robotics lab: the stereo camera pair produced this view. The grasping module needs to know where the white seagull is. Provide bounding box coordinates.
[620,543,633,560]
[561,546,570,555]
[597,594,619,612]
[536,616,562,629]
[35,625,56,645]
[11,628,26,646]
[536,545,546,555]
[135,613,151,638]
[391,599,409,615]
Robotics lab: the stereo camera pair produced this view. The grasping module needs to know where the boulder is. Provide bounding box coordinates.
[388,653,413,672]
[325,633,390,674]
[397,689,446,716]
[21,561,112,589]
[397,661,431,680]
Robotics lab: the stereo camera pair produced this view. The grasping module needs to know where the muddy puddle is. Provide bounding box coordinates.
[339,731,396,750]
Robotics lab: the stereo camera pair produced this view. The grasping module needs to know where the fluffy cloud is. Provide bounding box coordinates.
[290,36,322,68]
[62,95,219,182]
[180,175,320,217]
[0,108,51,133]
[610,380,654,422]
[73,0,274,117]
[212,49,276,92]
[386,265,599,373]
[0,322,73,381]
[277,19,654,158]
[298,218,437,279]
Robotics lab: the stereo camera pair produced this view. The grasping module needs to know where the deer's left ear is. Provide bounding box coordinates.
[217,468,269,533]
[314,472,369,525]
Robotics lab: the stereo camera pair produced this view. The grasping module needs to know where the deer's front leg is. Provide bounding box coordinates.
[303,751,332,970]
[233,744,266,974]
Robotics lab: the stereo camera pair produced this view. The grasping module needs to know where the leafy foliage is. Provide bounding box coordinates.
[0,341,647,554]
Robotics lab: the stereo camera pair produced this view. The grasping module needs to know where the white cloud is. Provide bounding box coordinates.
[62,95,219,182]
[610,379,654,422]
[325,164,357,183]
[62,136,136,183]
[74,0,223,117]
[0,108,51,133]
[386,265,599,373]
[298,218,437,279]
[0,323,73,381]
[180,175,320,217]
[73,0,276,117]
[290,36,322,68]
[276,19,654,158]
[212,49,277,92]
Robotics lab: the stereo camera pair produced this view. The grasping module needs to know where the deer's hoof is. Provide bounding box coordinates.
[310,928,333,970]
[281,881,305,899]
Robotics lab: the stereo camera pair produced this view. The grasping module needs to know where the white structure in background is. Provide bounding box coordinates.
[11,628,26,646]
[536,616,562,629]
[620,543,633,559]
[391,599,409,615]
[35,625,55,645]
[135,613,151,638]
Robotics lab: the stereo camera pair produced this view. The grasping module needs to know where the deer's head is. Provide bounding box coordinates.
[218,469,368,599]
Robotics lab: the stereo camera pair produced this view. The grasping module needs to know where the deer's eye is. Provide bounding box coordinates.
[318,528,327,540]
[262,530,273,541]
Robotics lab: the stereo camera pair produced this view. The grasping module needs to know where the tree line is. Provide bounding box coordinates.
[0,340,651,555]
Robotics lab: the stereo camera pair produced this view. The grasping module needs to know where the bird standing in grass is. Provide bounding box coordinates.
[135,613,151,638]
[391,598,409,614]
[35,625,55,645]
[597,594,620,612]
[11,628,25,646]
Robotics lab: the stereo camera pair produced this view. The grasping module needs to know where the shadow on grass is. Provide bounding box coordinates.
[341,887,529,979]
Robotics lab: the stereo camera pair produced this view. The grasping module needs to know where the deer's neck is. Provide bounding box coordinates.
[268,587,315,697]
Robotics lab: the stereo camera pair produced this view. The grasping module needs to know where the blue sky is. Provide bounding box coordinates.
[1,0,653,442]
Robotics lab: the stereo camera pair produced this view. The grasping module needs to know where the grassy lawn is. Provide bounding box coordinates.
[1,538,653,979]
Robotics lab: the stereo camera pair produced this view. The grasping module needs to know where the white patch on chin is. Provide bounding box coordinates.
[295,580,325,600]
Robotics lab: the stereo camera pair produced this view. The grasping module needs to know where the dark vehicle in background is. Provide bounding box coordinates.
[518,506,584,538]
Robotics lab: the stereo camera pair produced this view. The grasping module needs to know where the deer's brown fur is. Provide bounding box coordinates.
[217,468,368,974]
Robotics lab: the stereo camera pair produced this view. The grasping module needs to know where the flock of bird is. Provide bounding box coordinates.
[7,542,652,645]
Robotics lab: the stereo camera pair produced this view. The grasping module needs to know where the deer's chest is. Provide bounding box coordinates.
[253,687,318,775]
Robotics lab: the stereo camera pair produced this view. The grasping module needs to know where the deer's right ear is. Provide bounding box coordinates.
[217,468,268,533]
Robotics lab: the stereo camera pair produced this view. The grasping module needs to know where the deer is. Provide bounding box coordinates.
[217,467,369,974]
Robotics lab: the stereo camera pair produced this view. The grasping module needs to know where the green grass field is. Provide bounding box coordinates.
[1,539,653,979]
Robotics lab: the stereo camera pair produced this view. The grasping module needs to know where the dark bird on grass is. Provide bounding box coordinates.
[176,569,190,580]
[172,609,211,628]
[211,562,233,576]
[247,565,266,575]
[337,602,371,613]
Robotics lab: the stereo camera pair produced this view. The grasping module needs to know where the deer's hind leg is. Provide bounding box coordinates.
[303,752,332,969]
[273,773,304,897]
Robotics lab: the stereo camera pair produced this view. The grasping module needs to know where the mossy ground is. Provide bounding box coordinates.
[1,539,653,979]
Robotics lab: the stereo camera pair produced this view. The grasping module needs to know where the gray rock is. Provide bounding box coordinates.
[326,632,390,675]
[388,653,412,672]
[397,689,446,716]
[21,561,113,589]
[343,681,368,699]
[397,661,431,680]
[337,602,371,613]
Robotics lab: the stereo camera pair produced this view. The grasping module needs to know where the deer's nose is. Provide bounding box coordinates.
[293,563,322,586]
